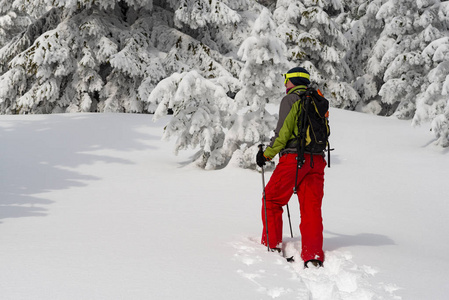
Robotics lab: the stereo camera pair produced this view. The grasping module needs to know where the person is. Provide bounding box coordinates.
[256,67,327,268]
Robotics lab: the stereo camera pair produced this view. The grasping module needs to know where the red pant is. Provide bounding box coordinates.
[261,153,326,262]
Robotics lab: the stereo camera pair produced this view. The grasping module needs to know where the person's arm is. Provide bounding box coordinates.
[263,93,300,159]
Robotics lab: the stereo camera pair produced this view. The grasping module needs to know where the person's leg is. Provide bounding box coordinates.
[261,154,296,248]
[297,155,326,263]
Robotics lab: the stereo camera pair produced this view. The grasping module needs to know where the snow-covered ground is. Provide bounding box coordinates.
[0,109,448,299]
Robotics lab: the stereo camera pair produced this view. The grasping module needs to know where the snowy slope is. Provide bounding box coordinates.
[0,110,448,299]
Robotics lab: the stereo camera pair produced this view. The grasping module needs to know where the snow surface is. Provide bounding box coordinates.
[0,109,448,299]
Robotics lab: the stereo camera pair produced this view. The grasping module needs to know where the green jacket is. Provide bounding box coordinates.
[264,85,307,160]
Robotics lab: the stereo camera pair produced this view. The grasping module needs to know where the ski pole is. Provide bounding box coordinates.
[261,165,270,251]
[286,204,293,238]
[259,145,270,252]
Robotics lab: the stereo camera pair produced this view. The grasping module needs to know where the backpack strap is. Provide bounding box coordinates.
[293,89,311,194]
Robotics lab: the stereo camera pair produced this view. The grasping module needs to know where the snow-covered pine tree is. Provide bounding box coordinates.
[149,70,236,169]
[0,7,63,113]
[147,0,255,169]
[0,0,245,114]
[344,0,386,115]
[171,0,243,29]
[0,2,31,49]
[413,1,449,147]
[273,0,360,110]
[225,7,288,169]
[99,9,166,113]
[0,1,163,113]
[373,0,446,119]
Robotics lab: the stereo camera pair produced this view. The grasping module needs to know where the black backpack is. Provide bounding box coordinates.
[293,87,331,169]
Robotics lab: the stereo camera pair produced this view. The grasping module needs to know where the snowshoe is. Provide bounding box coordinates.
[304,259,323,268]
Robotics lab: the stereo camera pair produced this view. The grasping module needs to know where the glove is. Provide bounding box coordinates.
[256,145,269,167]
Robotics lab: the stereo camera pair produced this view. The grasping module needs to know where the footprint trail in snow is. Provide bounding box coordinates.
[232,237,401,299]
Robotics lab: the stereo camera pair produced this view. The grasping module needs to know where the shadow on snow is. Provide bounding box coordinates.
[0,113,158,223]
